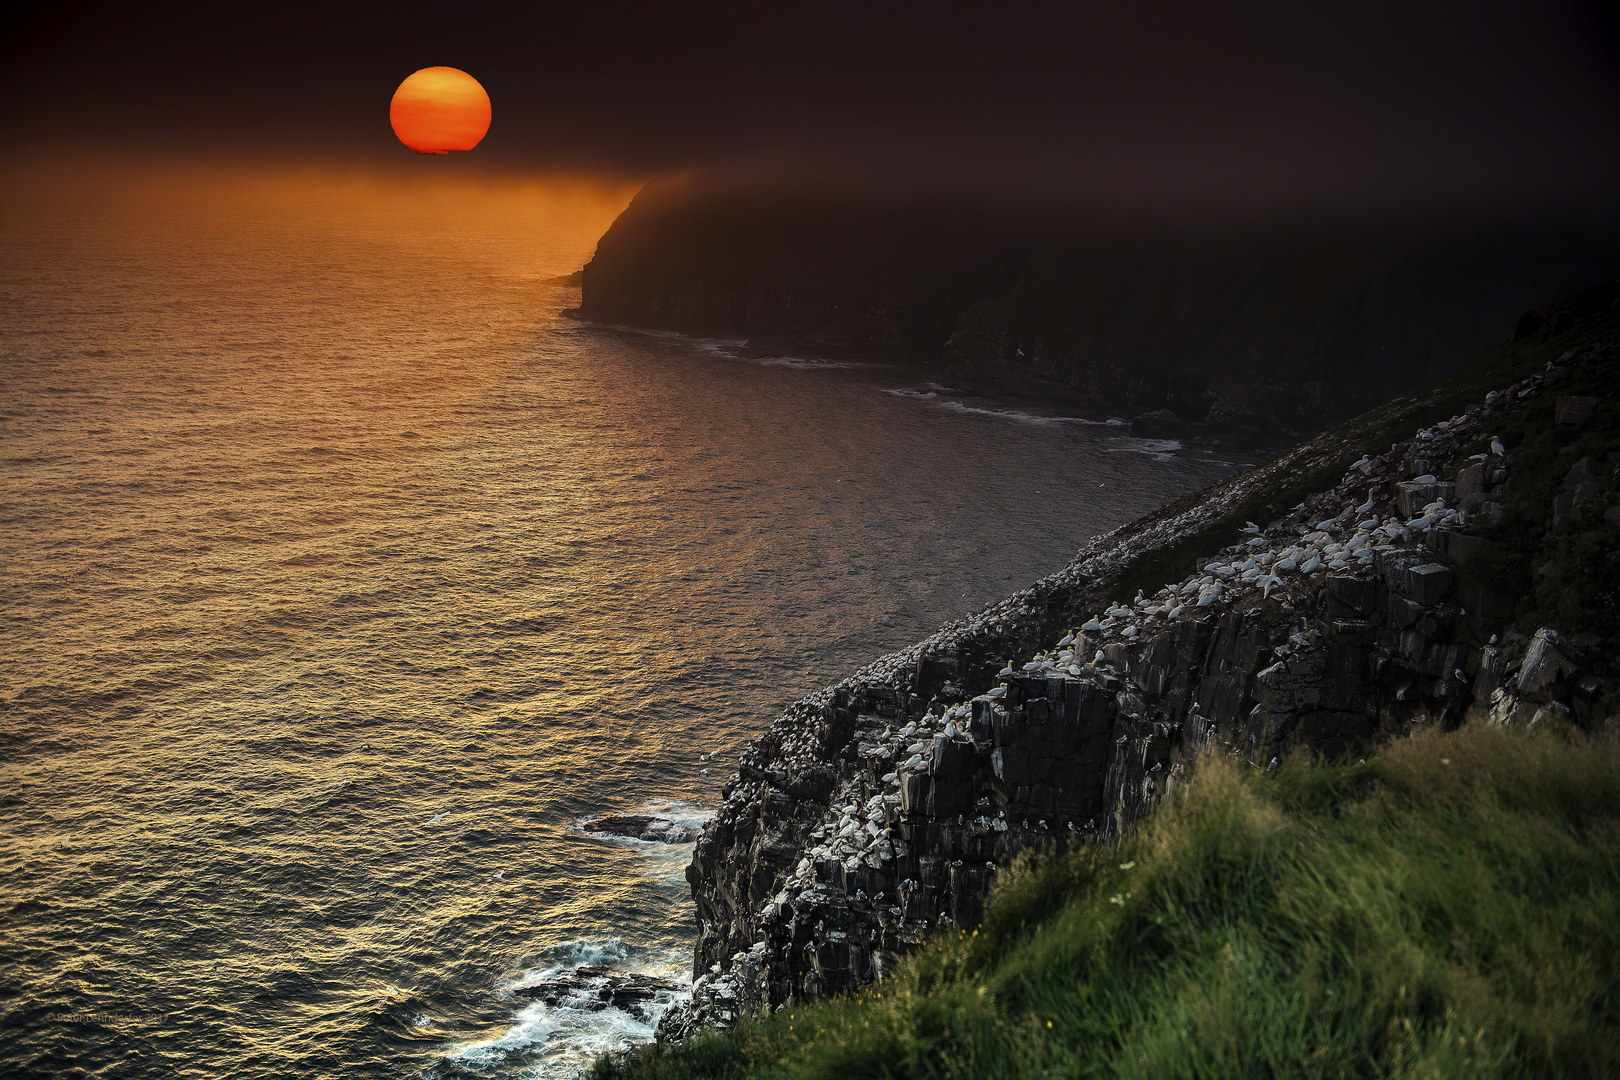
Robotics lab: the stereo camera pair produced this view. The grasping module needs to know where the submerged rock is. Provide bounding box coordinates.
[584,815,701,844]
[512,965,684,1026]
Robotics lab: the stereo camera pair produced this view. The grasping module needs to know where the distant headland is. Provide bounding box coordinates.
[575,176,1619,448]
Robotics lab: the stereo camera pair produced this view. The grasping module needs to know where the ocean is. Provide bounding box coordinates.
[0,186,1239,1078]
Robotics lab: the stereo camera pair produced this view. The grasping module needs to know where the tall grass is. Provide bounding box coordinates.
[594,723,1620,1079]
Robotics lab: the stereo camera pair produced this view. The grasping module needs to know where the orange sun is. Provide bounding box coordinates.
[390,67,491,154]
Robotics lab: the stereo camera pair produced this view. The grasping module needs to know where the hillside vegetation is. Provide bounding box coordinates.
[594,722,1619,1079]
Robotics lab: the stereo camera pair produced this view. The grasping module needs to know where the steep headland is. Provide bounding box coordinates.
[577,180,1617,442]
[624,277,1620,1056]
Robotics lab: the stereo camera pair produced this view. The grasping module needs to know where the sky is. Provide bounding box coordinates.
[3,0,1619,214]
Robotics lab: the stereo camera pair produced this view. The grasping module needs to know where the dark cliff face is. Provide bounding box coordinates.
[578,180,1617,438]
[944,224,1618,432]
[578,183,1039,355]
[658,295,1620,1038]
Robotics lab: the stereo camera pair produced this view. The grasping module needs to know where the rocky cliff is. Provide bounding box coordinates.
[657,282,1620,1037]
[577,180,1618,441]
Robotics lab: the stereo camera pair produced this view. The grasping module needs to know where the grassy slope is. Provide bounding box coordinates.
[594,723,1620,1079]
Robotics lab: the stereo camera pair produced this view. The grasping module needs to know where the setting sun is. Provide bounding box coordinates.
[389,67,491,154]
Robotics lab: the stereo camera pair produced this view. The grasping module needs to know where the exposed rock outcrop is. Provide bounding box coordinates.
[659,318,1620,1039]
[583,815,701,844]
[512,965,684,1027]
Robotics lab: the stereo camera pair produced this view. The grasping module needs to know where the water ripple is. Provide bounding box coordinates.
[0,200,1239,1078]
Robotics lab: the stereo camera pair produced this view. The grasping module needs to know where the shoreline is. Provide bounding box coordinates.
[647,292,1620,1041]
[561,305,1288,459]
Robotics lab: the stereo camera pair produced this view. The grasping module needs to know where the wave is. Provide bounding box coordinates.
[439,939,687,1073]
[440,998,562,1067]
[881,388,1130,427]
[509,938,635,984]
[754,356,862,369]
[1106,436,1183,457]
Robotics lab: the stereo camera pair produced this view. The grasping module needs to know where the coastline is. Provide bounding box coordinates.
[646,284,1620,1041]
[560,308,1284,459]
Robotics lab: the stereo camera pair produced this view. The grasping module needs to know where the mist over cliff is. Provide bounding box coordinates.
[578,177,1618,441]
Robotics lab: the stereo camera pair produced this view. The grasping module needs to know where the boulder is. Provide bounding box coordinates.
[1555,396,1600,425]
[584,814,701,843]
[1325,574,1377,617]
[1405,563,1455,606]
[1395,480,1455,519]
[1454,461,1488,504]
[513,965,685,1026]
[1517,628,1575,694]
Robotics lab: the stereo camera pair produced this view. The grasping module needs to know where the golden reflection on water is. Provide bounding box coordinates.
[0,182,1239,1077]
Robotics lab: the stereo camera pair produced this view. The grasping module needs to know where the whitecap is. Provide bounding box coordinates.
[757,356,861,369]
[1106,436,1182,457]
[442,998,560,1066]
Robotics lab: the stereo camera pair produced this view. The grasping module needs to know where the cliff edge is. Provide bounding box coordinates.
[658,279,1620,1037]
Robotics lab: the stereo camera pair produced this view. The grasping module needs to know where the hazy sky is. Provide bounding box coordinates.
[5,0,1618,212]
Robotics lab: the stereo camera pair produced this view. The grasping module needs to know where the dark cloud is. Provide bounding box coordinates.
[4,0,1617,210]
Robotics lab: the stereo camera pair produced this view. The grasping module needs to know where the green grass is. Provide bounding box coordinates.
[594,722,1620,1079]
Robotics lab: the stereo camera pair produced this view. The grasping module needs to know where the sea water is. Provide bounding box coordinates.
[0,190,1238,1078]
